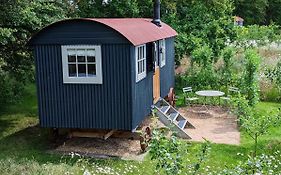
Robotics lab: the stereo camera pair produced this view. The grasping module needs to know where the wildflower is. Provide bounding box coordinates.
[83,169,91,175]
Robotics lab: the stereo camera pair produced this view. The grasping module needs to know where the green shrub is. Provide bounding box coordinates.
[181,45,220,91]
[219,47,236,90]
[242,49,261,106]
[149,127,211,175]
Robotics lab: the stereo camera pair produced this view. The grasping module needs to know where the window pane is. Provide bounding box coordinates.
[77,49,86,62]
[87,49,95,56]
[142,60,145,72]
[68,64,77,77]
[68,55,76,63]
[67,49,76,62]
[138,48,140,61]
[138,62,141,74]
[87,56,96,63]
[77,56,86,62]
[77,49,85,56]
[88,64,96,76]
[78,64,86,77]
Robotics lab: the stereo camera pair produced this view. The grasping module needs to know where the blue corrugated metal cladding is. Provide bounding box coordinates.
[131,38,175,129]
[30,20,175,131]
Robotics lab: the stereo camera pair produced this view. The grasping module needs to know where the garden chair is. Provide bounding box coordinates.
[220,86,240,105]
[182,87,199,106]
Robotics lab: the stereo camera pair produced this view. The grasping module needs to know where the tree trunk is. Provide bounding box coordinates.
[254,134,258,157]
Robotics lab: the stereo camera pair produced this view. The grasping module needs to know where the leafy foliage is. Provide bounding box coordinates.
[231,95,253,123]
[0,71,14,107]
[265,60,281,98]
[219,151,281,174]
[242,49,261,106]
[242,110,281,157]
[149,123,211,175]
[234,0,281,25]
[220,47,235,89]
[149,129,183,175]
[232,95,281,157]
[234,24,281,48]
[266,0,281,25]
[0,0,68,105]
[172,0,235,63]
[77,0,141,18]
[234,0,268,25]
[190,140,211,175]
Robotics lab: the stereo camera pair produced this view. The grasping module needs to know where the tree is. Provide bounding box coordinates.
[221,47,235,89]
[243,49,261,106]
[242,109,281,157]
[76,0,140,18]
[232,95,281,158]
[233,0,268,25]
[172,0,236,63]
[0,0,68,105]
[266,0,281,25]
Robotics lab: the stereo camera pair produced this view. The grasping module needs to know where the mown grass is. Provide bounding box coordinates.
[0,84,280,174]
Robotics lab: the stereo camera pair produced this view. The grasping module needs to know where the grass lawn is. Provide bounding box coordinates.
[0,84,280,175]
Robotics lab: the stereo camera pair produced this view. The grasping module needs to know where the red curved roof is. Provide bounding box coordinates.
[87,18,177,46]
[29,18,177,46]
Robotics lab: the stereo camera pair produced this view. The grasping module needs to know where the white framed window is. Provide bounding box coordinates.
[159,39,166,67]
[135,44,146,82]
[61,45,103,84]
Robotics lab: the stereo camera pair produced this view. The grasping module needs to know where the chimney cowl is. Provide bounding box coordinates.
[152,0,161,27]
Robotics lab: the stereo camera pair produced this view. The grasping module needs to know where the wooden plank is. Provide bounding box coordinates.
[112,131,140,140]
[68,129,141,140]
[103,130,117,140]
[70,131,105,139]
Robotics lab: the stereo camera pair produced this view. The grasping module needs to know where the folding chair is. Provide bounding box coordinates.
[182,87,199,106]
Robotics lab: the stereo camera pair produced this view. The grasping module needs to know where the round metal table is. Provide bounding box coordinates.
[195,90,225,97]
[195,90,225,111]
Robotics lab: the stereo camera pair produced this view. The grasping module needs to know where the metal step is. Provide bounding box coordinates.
[152,98,195,139]
[160,106,170,114]
[169,112,179,121]
[178,120,188,129]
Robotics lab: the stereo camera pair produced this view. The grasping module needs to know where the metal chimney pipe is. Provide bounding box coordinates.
[152,0,161,27]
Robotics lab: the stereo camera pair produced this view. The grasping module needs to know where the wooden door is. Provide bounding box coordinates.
[153,67,160,103]
[153,41,160,103]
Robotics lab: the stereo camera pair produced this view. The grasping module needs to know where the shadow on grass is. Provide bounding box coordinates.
[0,124,67,164]
[0,84,38,117]
[0,124,118,167]
[0,117,18,138]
